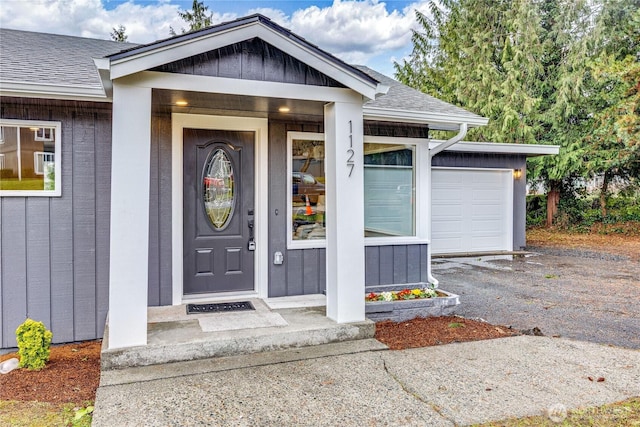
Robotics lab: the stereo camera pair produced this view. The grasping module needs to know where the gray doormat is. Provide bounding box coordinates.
[186,301,254,314]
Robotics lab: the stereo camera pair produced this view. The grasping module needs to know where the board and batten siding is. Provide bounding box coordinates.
[152,38,345,88]
[431,152,527,250]
[147,108,173,306]
[0,98,112,349]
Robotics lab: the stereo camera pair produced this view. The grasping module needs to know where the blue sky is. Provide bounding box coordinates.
[0,0,431,76]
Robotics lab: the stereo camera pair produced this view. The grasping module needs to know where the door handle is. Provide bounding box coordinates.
[248,211,256,251]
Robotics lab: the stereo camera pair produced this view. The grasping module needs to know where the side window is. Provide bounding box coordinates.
[364,142,416,238]
[287,132,326,248]
[0,120,61,196]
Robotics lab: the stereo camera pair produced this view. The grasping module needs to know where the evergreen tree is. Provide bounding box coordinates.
[170,0,213,35]
[110,25,128,42]
[396,0,639,224]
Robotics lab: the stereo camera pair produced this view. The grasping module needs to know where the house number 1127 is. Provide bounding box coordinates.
[346,120,354,177]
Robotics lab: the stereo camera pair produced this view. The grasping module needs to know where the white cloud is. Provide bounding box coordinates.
[0,0,185,42]
[287,0,430,65]
[0,0,429,74]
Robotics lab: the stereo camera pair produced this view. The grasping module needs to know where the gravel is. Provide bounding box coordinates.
[434,246,640,349]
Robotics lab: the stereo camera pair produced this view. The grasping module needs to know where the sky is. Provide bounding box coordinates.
[0,0,433,76]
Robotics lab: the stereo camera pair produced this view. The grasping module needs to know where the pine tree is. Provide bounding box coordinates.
[170,0,213,35]
[396,0,638,224]
[110,25,128,42]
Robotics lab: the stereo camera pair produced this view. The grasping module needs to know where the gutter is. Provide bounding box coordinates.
[427,122,469,287]
[429,122,468,157]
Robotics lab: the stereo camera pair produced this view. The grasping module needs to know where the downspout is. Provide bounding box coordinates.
[429,122,468,157]
[427,122,468,287]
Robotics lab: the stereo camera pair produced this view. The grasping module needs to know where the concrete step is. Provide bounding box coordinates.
[101,301,376,370]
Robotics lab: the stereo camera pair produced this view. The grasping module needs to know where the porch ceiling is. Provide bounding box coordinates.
[153,89,324,120]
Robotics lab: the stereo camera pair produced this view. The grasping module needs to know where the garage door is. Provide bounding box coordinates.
[431,168,513,254]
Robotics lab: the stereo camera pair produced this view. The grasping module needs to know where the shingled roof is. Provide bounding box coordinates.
[0,28,134,98]
[354,65,485,125]
[0,25,486,127]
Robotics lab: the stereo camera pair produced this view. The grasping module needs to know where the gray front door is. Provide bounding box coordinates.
[183,128,255,294]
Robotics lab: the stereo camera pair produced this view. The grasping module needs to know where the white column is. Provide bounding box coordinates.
[108,82,152,349]
[324,100,365,323]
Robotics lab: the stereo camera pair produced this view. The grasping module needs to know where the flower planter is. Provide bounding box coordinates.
[365,285,460,322]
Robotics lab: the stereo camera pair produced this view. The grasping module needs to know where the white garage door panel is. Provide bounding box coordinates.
[432,168,512,254]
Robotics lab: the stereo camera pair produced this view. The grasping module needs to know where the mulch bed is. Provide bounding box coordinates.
[375,315,519,350]
[0,340,101,403]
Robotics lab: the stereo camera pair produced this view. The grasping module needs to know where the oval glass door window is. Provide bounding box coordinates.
[203,149,235,229]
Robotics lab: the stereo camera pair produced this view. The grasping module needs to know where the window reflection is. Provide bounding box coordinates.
[0,125,57,192]
[291,138,325,241]
[364,143,416,237]
[203,149,234,230]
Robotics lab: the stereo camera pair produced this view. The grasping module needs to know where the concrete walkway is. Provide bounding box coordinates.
[93,336,640,426]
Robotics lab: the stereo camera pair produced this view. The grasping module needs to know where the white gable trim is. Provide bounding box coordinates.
[109,22,382,99]
[123,71,363,104]
[0,82,108,102]
[364,106,489,128]
[431,140,561,156]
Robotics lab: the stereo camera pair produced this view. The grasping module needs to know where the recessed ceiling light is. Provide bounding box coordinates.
[175,100,189,106]
[278,106,290,113]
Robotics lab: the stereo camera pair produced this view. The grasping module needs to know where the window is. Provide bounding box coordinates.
[0,120,62,196]
[34,127,55,142]
[33,152,55,175]
[287,132,326,248]
[364,142,416,238]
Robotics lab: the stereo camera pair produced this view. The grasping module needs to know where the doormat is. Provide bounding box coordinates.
[186,301,255,314]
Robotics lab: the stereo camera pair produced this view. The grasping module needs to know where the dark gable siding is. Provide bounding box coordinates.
[152,38,346,88]
[0,97,112,348]
[432,151,528,250]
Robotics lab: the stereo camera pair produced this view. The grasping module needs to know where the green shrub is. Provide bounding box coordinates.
[15,319,53,371]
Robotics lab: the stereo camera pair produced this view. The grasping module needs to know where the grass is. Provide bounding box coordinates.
[1,396,637,426]
[0,401,93,427]
[0,178,44,191]
[473,397,640,426]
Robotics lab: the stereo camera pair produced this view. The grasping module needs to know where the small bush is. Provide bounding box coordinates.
[15,319,53,371]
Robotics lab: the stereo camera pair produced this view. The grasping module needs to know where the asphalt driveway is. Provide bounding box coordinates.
[435,246,640,349]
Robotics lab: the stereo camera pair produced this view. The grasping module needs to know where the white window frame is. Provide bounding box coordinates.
[287,131,327,249]
[34,127,55,142]
[0,119,62,197]
[33,151,55,175]
[363,136,430,247]
[286,133,430,249]
[0,154,4,169]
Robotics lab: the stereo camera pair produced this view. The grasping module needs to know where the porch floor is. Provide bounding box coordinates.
[101,296,375,370]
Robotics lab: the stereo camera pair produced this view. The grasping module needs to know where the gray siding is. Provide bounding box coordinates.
[0,98,112,348]
[431,152,527,250]
[365,245,429,289]
[147,110,173,306]
[268,121,327,297]
[153,38,345,88]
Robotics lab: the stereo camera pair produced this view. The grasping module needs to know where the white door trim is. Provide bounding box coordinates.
[171,113,269,304]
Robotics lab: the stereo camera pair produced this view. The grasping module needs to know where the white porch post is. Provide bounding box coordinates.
[324,100,365,323]
[108,82,152,349]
